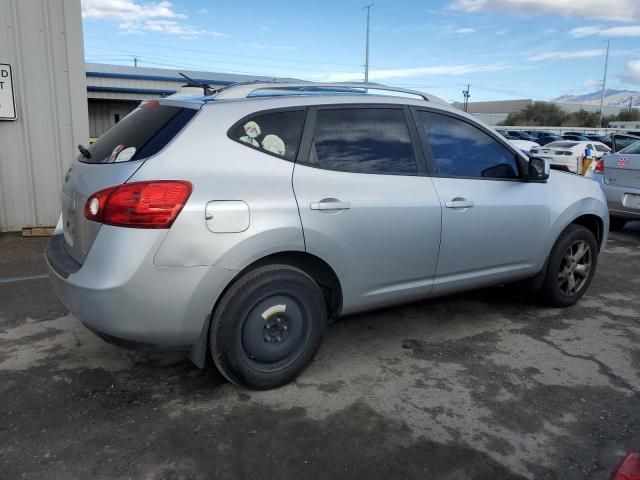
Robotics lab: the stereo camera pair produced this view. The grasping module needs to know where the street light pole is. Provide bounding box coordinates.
[364,4,374,83]
[598,40,610,127]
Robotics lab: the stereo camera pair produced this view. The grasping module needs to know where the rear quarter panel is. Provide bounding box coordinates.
[129,102,306,269]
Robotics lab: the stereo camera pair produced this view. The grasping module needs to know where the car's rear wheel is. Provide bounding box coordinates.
[610,217,627,231]
[539,225,598,307]
[210,265,327,390]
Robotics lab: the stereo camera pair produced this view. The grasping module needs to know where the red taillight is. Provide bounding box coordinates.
[594,159,605,173]
[611,453,640,480]
[84,181,192,228]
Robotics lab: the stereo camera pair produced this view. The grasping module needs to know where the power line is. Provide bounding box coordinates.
[84,35,363,68]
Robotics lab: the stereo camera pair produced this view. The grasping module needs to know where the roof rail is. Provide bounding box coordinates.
[211,81,445,103]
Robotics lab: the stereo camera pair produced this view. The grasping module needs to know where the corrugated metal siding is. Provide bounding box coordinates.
[0,0,88,232]
[88,100,138,138]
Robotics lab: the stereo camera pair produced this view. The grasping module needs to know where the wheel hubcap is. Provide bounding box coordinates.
[557,240,592,297]
[241,295,308,364]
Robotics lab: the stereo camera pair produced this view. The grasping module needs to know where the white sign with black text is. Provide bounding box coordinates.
[0,64,17,120]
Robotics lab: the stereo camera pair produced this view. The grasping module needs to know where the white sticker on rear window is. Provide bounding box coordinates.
[115,146,136,163]
[262,134,286,156]
[108,144,124,163]
[240,121,261,147]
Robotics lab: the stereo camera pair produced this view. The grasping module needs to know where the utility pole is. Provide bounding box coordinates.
[629,96,634,113]
[598,40,610,126]
[364,4,374,83]
[462,83,471,112]
[133,56,139,68]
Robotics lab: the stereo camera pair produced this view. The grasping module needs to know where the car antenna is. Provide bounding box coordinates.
[178,73,214,96]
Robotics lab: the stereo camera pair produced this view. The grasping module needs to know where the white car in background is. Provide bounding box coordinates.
[509,139,540,152]
[530,141,610,173]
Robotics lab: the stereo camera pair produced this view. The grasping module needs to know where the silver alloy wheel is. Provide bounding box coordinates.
[557,240,592,297]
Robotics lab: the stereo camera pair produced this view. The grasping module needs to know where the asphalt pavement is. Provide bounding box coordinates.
[1,224,639,480]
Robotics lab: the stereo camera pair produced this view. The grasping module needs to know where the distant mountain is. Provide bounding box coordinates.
[553,89,640,107]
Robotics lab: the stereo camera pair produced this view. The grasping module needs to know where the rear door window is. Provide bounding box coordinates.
[82,102,197,164]
[229,110,305,161]
[417,111,520,179]
[308,107,418,175]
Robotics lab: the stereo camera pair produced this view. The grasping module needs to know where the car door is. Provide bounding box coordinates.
[612,134,640,153]
[292,105,442,314]
[413,108,550,295]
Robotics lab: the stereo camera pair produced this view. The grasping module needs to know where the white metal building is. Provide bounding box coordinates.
[0,0,88,233]
[85,63,295,139]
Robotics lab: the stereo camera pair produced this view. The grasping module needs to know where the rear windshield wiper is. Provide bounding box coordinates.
[77,144,91,159]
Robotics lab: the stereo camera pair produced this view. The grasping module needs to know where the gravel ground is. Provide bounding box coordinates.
[1,224,639,479]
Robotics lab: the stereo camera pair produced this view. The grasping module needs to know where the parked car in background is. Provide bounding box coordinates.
[507,130,537,141]
[588,139,640,230]
[46,82,609,389]
[563,134,591,142]
[508,139,540,153]
[586,134,612,148]
[537,135,564,146]
[611,133,640,152]
[530,141,609,173]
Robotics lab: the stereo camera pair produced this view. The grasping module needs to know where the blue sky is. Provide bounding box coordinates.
[82,0,640,102]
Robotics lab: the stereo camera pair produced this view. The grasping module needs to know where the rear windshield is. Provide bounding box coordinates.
[81,103,197,164]
[545,141,578,148]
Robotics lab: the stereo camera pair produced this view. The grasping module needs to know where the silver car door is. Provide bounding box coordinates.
[292,105,442,315]
[414,108,550,295]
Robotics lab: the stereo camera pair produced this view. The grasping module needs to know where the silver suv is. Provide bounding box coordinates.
[47,82,609,389]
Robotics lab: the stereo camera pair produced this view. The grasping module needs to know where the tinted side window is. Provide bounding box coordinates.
[418,111,520,179]
[230,110,305,161]
[310,108,417,174]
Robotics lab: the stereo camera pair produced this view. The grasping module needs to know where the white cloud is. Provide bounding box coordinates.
[197,8,209,14]
[450,0,640,22]
[495,29,508,35]
[81,0,185,20]
[83,1,226,38]
[119,19,226,37]
[620,60,640,84]
[324,63,510,82]
[527,49,605,61]
[570,25,640,37]
[453,27,476,34]
[583,78,602,89]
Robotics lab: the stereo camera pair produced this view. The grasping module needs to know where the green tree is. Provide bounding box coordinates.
[615,108,640,122]
[564,109,600,128]
[500,101,567,126]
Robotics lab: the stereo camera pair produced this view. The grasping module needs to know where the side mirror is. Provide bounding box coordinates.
[528,157,550,181]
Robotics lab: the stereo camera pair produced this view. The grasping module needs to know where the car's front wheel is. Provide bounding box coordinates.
[539,225,598,307]
[210,265,327,390]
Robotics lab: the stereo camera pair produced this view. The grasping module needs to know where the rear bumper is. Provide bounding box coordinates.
[547,156,579,173]
[46,229,236,350]
[592,174,640,220]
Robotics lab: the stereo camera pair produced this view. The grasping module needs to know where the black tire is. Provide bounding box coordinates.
[539,225,598,307]
[610,217,627,231]
[210,265,327,390]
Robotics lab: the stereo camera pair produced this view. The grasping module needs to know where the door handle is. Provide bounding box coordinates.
[310,199,351,211]
[445,198,474,209]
